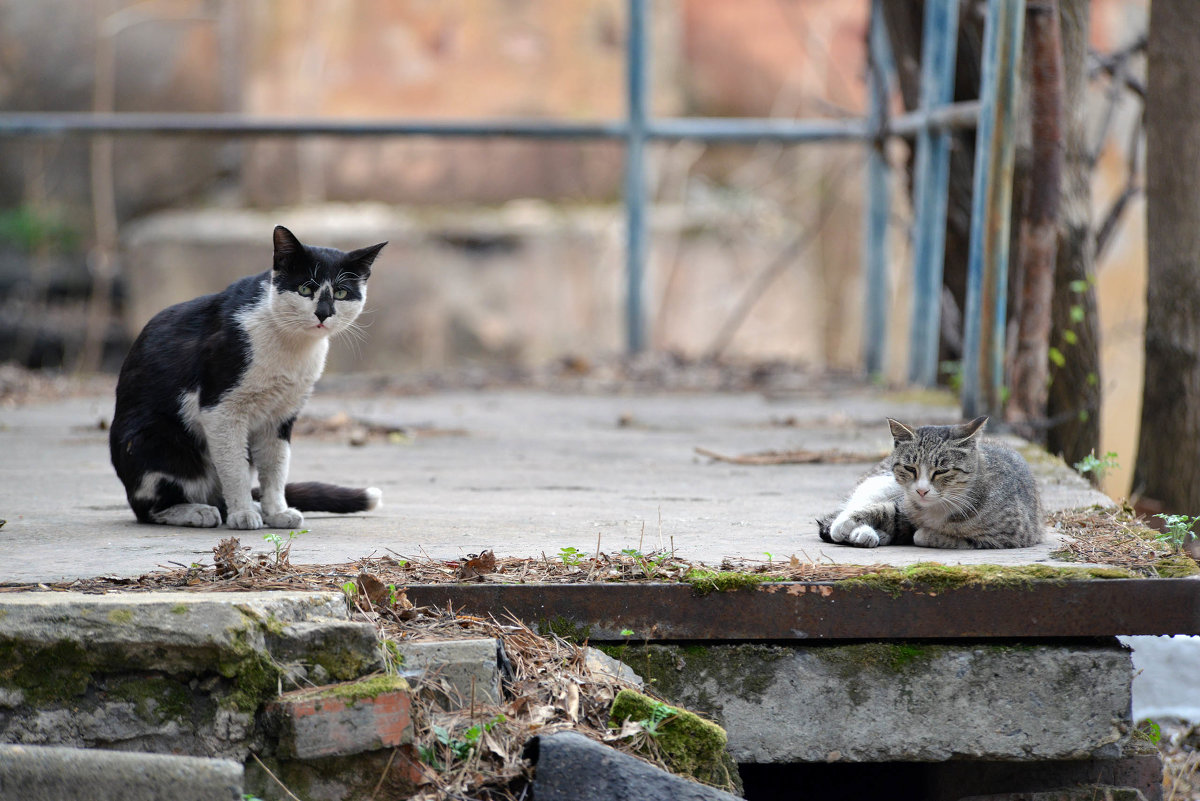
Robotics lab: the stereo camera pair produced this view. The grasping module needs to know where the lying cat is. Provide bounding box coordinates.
[818,416,1043,549]
[110,226,385,529]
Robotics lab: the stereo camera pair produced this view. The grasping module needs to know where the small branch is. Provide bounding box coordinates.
[250,753,304,801]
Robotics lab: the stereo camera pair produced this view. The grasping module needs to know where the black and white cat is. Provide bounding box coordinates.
[110,226,385,529]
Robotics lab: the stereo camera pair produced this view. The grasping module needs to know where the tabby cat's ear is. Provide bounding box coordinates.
[887,418,917,444]
[346,242,387,279]
[953,416,989,442]
[273,226,305,270]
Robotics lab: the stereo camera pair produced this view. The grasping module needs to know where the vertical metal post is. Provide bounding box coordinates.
[863,0,894,376]
[625,0,649,354]
[907,0,961,386]
[962,0,1026,418]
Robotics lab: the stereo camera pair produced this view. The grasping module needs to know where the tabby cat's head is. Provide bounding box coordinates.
[887,417,987,511]
[269,225,386,338]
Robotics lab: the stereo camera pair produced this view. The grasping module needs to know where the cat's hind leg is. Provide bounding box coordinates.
[913,528,975,549]
[151,504,222,527]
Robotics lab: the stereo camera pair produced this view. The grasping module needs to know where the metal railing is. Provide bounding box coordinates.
[0,0,1023,417]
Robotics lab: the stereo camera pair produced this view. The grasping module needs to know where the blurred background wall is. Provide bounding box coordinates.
[0,0,1148,498]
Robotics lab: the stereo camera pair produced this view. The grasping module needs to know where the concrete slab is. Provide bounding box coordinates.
[0,744,244,801]
[0,385,1109,584]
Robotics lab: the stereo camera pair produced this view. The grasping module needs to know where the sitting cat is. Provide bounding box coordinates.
[110,226,386,529]
[817,416,1043,549]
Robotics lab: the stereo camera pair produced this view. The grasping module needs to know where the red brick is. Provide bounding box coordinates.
[268,676,413,760]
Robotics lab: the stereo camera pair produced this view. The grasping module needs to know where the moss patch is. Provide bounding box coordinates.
[609,688,738,793]
[170,604,189,615]
[218,622,282,715]
[110,675,192,723]
[0,638,93,706]
[613,643,789,708]
[1154,554,1200,578]
[837,562,1137,597]
[684,568,766,595]
[106,608,134,624]
[287,675,409,707]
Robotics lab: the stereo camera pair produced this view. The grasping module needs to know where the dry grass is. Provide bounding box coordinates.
[1049,504,1193,576]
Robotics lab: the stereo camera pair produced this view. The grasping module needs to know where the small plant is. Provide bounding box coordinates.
[763,551,773,566]
[387,583,399,606]
[1155,514,1198,554]
[262,529,305,566]
[1133,719,1162,745]
[637,700,679,738]
[620,628,635,637]
[558,546,583,566]
[1074,451,1119,483]
[341,580,358,602]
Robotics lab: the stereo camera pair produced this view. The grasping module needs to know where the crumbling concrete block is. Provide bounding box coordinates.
[617,641,1133,763]
[266,676,413,760]
[394,638,503,706]
[0,591,379,760]
[0,743,243,801]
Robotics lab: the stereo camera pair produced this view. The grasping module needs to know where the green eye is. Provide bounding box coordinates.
[298,285,313,296]
[333,288,348,300]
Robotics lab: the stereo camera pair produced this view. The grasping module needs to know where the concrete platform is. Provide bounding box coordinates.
[0,383,1109,584]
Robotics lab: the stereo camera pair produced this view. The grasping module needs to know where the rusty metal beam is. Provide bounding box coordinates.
[406,579,1200,641]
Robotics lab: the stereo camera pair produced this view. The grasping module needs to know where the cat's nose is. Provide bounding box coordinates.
[916,487,929,498]
[315,299,335,322]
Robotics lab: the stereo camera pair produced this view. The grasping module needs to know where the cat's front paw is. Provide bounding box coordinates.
[263,508,304,529]
[846,525,881,548]
[227,509,264,530]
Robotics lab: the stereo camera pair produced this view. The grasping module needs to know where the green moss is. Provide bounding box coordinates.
[1154,554,1200,578]
[1017,443,1068,469]
[538,616,592,644]
[685,568,766,595]
[218,624,282,715]
[0,639,94,706]
[610,688,738,793]
[619,644,788,706]
[106,609,134,624]
[288,675,409,707]
[111,676,191,723]
[819,643,935,680]
[838,562,1137,597]
[170,604,189,615]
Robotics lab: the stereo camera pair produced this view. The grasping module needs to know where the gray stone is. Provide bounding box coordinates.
[0,744,243,801]
[0,591,380,760]
[585,646,644,688]
[626,641,1133,763]
[528,731,740,801]
[394,638,504,706]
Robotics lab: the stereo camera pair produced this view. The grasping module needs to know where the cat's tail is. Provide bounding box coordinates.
[253,482,383,514]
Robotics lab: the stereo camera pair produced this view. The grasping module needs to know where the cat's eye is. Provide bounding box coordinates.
[895,464,915,477]
[333,288,348,300]
[298,285,314,296]
[931,468,950,479]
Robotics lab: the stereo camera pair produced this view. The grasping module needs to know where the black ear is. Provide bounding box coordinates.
[273,226,304,269]
[346,241,387,279]
[888,417,917,444]
[953,416,988,443]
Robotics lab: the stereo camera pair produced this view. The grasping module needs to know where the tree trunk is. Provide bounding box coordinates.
[1135,0,1200,512]
[1008,0,1065,440]
[1046,0,1100,465]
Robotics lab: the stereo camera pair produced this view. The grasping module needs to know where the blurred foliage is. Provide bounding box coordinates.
[0,204,81,253]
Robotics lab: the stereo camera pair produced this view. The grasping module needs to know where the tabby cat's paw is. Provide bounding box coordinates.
[227,509,264,530]
[846,525,881,548]
[263,508,304,529]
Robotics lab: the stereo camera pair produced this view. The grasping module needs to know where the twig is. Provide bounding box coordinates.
[369,747,400,801]
[250,753,304,801]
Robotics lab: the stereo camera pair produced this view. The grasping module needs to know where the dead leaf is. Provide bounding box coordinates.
[458,550,497,580]
[356,570,389,607]
[563,683,580,723]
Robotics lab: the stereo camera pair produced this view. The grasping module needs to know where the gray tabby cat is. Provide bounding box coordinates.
[818,417,1043,549]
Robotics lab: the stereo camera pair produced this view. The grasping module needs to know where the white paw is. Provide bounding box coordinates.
[192,506,222,528]
[847,525,881,548]
[829,515,854,542]
[263,508,304,529]
[227,509,264,530]
[913,528,929,547]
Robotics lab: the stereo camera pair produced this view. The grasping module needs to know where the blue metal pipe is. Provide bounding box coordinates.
[907,0,961,386]
[625,0,650,354]
[962,0,1026,418]
[863,0,894,376]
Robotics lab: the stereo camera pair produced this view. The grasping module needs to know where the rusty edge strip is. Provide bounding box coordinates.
[405,579,1200,641]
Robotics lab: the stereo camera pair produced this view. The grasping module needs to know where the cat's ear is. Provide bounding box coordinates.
[887,418,917,444]
[346,242,387,279]
[273,226,305,270]
[952,416,988,443]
